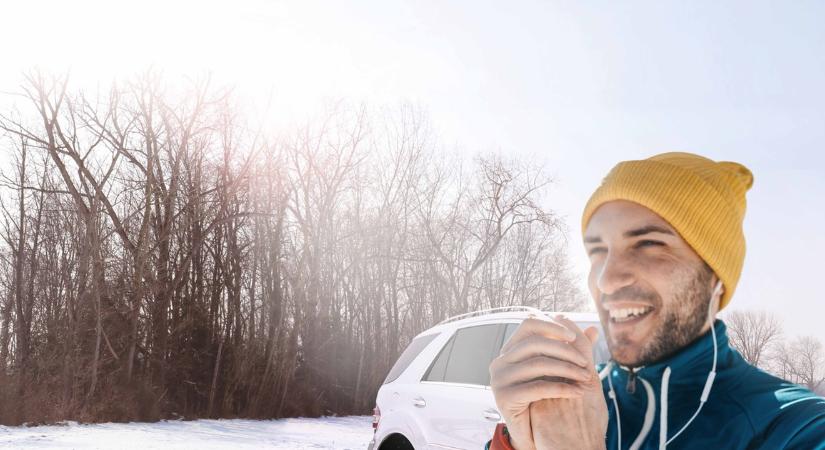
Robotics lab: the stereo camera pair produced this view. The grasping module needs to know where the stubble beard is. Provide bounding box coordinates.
[632,262,715,367]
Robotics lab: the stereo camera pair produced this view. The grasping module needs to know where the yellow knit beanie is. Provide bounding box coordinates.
[581,152,753,309]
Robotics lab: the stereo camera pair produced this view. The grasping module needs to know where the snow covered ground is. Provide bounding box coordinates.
[0,415,374,449]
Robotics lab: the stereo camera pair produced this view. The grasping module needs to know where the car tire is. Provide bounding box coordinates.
[378,433,415,450]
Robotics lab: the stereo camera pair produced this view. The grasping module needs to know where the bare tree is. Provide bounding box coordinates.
[724,309,783,369]
[418,155,563,316]
[775,336,825,392]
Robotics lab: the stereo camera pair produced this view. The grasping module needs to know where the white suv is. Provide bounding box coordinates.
[368,307,609,450]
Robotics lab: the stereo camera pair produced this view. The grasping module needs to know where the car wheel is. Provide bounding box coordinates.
[378,433,415,450]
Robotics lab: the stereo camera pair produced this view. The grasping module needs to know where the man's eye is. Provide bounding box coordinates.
[635,240,664,248]
[588,247,607,256]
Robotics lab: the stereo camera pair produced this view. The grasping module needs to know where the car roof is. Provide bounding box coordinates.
[415,310,601,339]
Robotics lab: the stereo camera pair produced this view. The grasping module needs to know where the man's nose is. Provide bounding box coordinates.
[596,252,636,296]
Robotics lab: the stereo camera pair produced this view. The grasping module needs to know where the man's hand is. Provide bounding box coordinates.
[489,315,594,450]
[530,316,608,450]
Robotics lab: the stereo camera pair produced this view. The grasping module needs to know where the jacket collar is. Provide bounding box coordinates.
[616,319,733,385]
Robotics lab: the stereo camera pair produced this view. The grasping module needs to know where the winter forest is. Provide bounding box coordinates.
[0,72,585,424]
[0,72,821,427]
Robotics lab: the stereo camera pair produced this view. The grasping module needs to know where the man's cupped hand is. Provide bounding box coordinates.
[489,315,608,450]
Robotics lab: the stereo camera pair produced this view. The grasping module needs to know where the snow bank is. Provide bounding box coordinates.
[0,415,373,449]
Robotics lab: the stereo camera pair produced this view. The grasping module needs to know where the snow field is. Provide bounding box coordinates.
[0,415,374,449]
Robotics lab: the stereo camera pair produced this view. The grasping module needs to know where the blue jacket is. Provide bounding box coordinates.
[600,320,825,449]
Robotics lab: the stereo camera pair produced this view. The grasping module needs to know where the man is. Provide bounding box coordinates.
[487,152,825,449]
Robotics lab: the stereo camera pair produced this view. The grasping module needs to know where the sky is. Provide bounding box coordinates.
[1,0,824,343]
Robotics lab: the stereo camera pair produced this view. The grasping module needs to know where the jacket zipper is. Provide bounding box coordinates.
[627,367,637,394]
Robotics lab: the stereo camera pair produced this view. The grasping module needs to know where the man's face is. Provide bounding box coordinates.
[584,200,719,367]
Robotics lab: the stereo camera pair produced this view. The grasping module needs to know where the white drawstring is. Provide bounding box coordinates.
[630,378,655,450]
[599,363,613,381]
[659,367,671,448]
[604,362,623,450]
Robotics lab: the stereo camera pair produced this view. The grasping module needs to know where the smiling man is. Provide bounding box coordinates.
[488,152,825,449]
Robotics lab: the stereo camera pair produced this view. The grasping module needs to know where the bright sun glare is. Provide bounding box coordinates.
[2,0,352,116]
[5,1,257,79]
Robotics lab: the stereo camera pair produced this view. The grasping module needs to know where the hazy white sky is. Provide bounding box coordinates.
[2,0,824,342]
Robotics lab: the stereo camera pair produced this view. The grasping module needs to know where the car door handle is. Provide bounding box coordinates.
[413,397,426,408]
[483,409,501,421]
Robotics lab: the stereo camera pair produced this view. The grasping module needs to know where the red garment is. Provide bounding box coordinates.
[488,423,515,450]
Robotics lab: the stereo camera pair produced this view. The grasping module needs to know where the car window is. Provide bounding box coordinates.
[423,334,455,382]
[384,333,439,384]
[502,323,519,348]
[441,324,502,386]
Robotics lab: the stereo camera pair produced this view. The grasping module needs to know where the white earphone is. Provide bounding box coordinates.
[665,280,723,444]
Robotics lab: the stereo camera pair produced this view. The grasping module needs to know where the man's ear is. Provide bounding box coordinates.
[710,277,724,314]
[715,278,725,297]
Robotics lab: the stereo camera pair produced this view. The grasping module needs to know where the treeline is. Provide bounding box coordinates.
[0,72,584,424]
